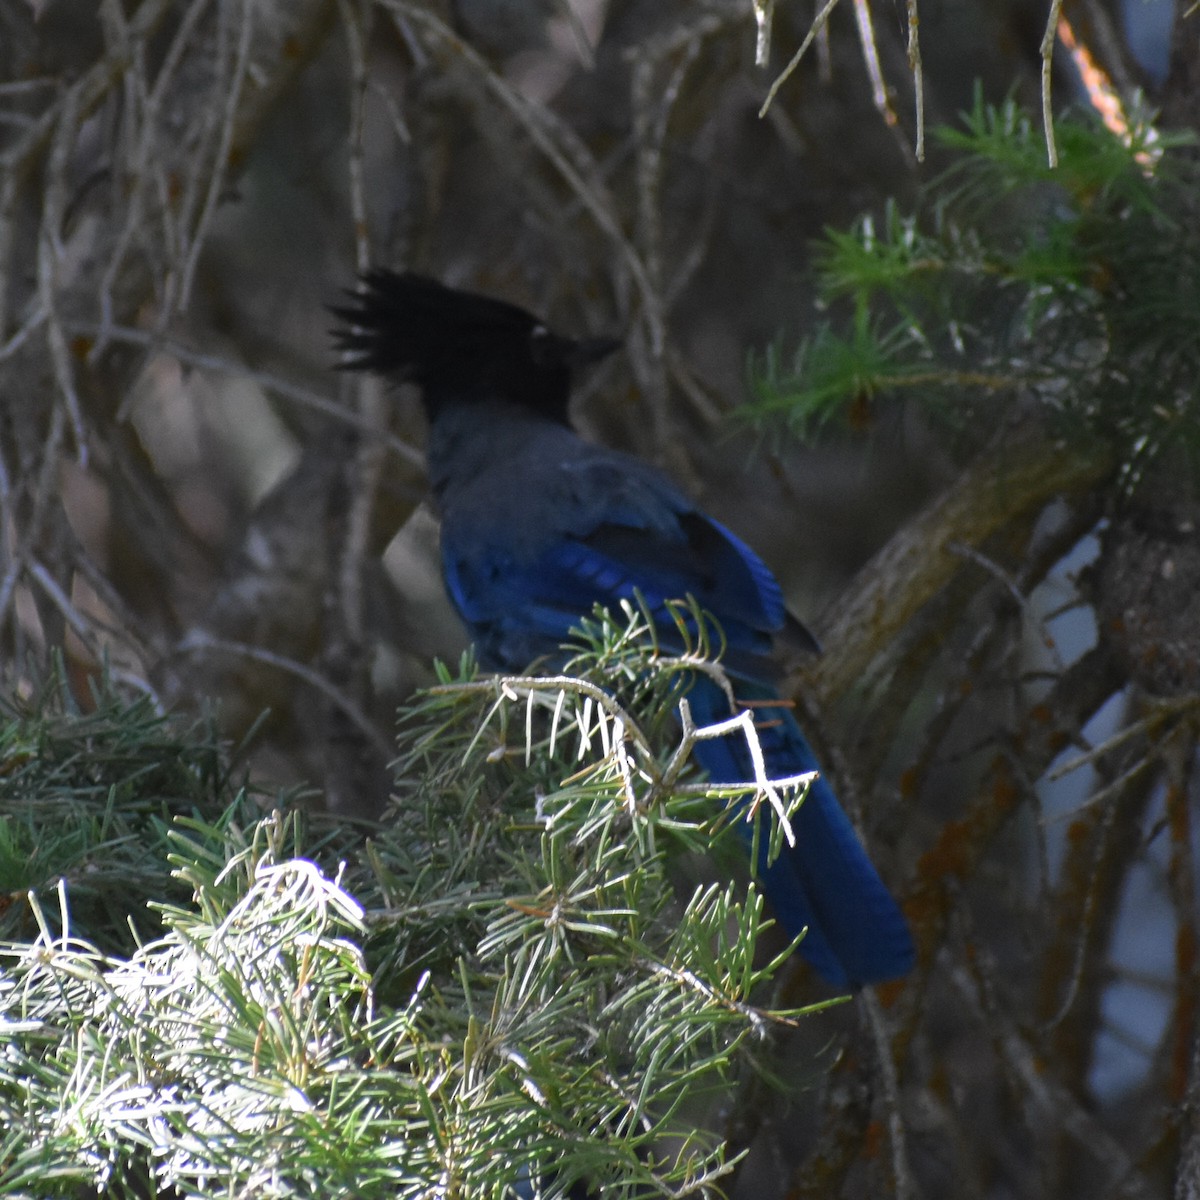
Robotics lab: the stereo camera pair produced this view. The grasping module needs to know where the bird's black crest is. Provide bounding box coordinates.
[330,270,618,420]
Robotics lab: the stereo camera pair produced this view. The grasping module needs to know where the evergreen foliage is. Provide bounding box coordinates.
[0,670,252,957]
[1,608,824,1198]
[750,97,1200,489]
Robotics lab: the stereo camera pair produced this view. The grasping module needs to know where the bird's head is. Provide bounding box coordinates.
[331,270,618,423]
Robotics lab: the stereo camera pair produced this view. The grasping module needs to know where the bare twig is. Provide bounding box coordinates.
[67,321,423,468]
[852,0,898,129]
[759,0,846,118]
[383,0,655,310]
[905,0,925,159]
[629,19,720,452]
[1040,0,1065,167]
[178,0,256,307]
[175,628,394,761]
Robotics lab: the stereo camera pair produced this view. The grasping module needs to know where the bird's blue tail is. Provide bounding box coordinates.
[684,675,914,988]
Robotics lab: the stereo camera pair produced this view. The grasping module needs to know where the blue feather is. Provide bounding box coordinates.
[441,493,914,986]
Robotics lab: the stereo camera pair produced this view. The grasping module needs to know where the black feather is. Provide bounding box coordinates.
[329,270,618,422]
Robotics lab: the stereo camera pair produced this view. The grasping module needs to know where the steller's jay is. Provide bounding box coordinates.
[332,270,913,988]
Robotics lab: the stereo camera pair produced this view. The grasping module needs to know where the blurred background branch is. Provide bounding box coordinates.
[1,0,1197,1195]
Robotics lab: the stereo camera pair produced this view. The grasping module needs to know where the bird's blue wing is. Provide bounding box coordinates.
[442,459,787,667]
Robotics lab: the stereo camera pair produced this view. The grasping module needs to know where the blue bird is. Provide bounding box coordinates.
[333,270,914,988]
